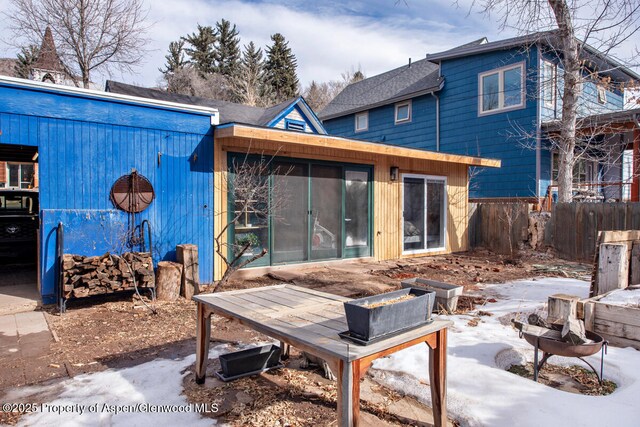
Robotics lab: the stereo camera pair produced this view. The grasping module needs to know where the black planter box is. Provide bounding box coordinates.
[219,344,281,378]
[343,288,435,341]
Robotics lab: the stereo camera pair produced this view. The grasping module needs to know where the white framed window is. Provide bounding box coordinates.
[542,60,557,109]
[395,101,412,124]
[402,174,447,254]
[597,86,607,104]
[551,152,597,185]
[354,111,368,132]
[478,62,525,115]
[6,162,35,189]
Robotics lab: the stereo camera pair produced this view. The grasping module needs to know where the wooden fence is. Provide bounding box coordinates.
[551,203,640,261]
[469,203,529,255]
[470,202,640,261]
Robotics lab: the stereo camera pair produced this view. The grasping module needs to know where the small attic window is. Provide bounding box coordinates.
[285,119,306,132]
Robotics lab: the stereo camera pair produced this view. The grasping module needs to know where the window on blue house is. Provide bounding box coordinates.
[479,62,525,115]
[355,112,368,132]
[395,101,411,124]
[597,86,607,104]
[542,61,557,109]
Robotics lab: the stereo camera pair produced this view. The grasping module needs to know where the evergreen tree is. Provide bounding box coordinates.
[182,24,217,75]
[159,40,187,76]
[15,45,40,79]
[264,33,299,103]
[231,41,269,106]
[214,19,240,77]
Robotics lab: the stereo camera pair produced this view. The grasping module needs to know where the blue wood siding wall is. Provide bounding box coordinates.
[323,94,438,150]
[0,83,214,304]
[439,48,539,198]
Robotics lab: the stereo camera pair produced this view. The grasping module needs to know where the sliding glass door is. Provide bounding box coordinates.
[344,169,371,258]
[228,154,372,268]
[310,165,342,260]
[402,174,446,253]
[272,161,309,264]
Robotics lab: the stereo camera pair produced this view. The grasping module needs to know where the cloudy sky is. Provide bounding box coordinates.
[0,0,637,89]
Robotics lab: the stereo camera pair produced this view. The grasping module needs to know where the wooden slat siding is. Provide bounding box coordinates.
[213,142,227,281]
[0,108,215,304]
[213,136,471,280]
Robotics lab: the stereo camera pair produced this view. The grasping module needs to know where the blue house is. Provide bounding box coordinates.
[321,32,640,203]
[0,76,329,305]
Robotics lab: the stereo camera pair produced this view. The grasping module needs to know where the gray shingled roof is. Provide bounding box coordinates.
[318,57,442,120]
[105,80,296,126]
[427,30,640,82]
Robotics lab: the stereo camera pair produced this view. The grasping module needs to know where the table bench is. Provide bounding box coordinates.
[193,284,452,426]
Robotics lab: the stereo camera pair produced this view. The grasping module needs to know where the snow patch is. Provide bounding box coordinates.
[372,278,640,427]
[599,288,640,307]
[5,346,231,426]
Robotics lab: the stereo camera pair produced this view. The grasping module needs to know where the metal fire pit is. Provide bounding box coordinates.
[521,330,608,383]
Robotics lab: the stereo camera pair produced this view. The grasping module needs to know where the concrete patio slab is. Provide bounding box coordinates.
[0,284,40,316]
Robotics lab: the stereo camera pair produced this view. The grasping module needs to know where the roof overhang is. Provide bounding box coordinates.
[426,32,640,83]
[214,124,501,168]
[542,108,640,135]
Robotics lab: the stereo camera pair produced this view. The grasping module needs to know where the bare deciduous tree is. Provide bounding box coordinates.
[164,66,232,100]
[468,0,640,202]
[6,0,150,88]
[302,66,365,112]
[213,153,291,291]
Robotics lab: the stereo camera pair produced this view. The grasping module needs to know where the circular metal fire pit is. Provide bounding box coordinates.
[521,330,608,383]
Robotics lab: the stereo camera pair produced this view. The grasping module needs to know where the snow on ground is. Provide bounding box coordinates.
[4,345,232,426]
[599,288,640,307]
[371,278,640,427]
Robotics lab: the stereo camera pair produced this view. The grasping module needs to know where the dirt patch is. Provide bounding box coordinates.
[372,249,589,289]
[507,363,616,396]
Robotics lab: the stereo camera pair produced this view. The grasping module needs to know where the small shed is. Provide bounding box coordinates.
[0,76,218,304]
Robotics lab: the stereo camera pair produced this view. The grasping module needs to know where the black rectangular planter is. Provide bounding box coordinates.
[343,288,435,341]
[219,344,281,378]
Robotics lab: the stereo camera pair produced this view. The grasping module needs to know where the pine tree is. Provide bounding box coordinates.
[264,33,299,103]
[15,45,40,79]
[159,40,187,76]
[214,19,240,77]
[231,41,269,106]
[182,24,217,75]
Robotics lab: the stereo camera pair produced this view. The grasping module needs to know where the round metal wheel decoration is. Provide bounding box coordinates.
[110,171,155,213]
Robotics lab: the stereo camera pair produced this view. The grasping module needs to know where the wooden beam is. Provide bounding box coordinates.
[214,124,501,168]
[632,128,639,202]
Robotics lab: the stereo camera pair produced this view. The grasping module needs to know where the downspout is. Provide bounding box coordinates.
[431,93,440,151]
[632,113,640,202]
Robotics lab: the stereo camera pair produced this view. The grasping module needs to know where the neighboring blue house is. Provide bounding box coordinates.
[321,32,640,202]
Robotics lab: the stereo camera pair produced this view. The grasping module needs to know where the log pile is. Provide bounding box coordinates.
[62,252,154,299]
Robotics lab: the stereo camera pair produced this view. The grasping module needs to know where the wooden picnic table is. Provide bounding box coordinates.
[193,284,452,427]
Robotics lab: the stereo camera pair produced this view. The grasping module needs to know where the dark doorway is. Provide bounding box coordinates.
[0,143,39,307]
